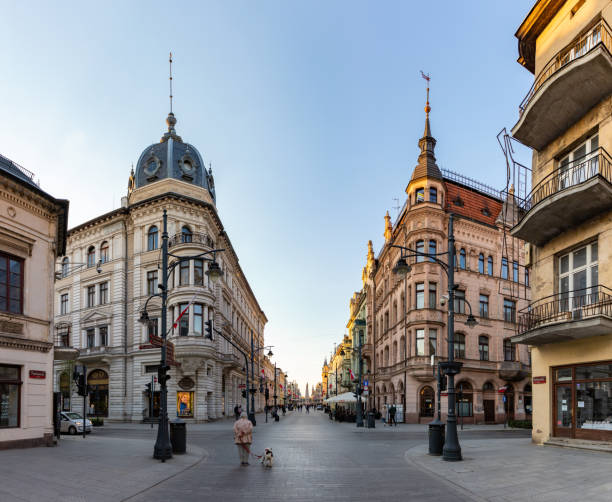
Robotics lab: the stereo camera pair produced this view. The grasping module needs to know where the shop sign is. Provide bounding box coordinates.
[533,376,546,384]
[178,376,195,390]
[29,370,46,379]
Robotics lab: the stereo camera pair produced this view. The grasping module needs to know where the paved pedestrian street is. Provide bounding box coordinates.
[5,410,612,501]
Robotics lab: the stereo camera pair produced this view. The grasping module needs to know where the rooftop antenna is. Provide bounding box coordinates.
[392,197,401,217]
[169,52,173,114]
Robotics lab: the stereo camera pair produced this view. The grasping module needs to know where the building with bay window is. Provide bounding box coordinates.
[53,110,267,422]
[0,153,68,448]
[510,0,612,444]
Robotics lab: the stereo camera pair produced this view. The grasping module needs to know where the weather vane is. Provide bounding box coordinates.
[420,70,431,117]
[169,52,173,114]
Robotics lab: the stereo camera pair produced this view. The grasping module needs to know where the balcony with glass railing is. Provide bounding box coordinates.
[513,285,612,345]
[512,19,612,150]
[511,148,612,246]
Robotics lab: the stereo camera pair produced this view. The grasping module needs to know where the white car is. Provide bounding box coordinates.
[60,412,92,435]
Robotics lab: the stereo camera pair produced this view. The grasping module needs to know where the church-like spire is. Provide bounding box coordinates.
[410,72,442,182]
[161,52,182,143]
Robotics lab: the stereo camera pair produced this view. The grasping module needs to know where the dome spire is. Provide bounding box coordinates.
[409,72,442,183]
[161,52,182,143]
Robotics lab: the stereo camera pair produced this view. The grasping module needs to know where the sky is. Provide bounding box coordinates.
[1,1,535,394]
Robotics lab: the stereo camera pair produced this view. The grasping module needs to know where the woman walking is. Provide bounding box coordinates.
[233,411,253,465]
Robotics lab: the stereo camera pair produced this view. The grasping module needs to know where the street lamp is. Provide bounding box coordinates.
[139,209,224,462]
[353,321,366,428]
[248,333,274,426]
[391,214,477,462]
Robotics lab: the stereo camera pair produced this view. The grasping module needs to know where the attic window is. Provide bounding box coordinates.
[453,196,464,207]
[481,207,491,217]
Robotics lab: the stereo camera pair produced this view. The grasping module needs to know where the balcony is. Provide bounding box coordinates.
[511,148,612,246]
[497,361,529,382]
[513,20,612,150]
[168,232,215,249]
[53,329,78,361]
[513,285,612,345]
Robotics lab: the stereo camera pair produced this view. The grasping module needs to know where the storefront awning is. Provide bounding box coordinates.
[324,392,357,403]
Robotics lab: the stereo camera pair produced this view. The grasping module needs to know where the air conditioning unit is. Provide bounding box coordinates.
[524,243,532,267]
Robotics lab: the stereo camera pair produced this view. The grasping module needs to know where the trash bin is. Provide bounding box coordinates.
[428,420,445,456]
[170,419,186,454]
[367,412,375,428]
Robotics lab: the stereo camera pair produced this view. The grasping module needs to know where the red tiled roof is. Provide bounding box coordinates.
[444,181,502,227]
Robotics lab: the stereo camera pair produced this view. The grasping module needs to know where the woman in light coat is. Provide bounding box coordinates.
[233,411,253,465]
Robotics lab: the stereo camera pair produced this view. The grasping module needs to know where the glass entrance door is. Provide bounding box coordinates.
[555,385,573,437]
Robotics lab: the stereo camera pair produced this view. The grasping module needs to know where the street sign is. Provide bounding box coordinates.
[364,379,369,387]
[533,376,546,384]
[238,384,246,389]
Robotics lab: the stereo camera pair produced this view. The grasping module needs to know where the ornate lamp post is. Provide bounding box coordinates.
[248,333,273,425]
[392,214,477,461]
[138,209,224,462]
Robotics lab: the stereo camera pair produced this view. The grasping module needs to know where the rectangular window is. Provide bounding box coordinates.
[99,282,108,305]
[416,283,425,309]
[559,134,599,190]
[428,283,437,309]
[60,293,69,315]
[453,334,466,359]
[429,241,437,263]
[194,259,204,286]
[454,290,466,314]
[415,188,425,204]
[503,299,516,323]
[147,271,158,296]
[504,339,515,361]
[479,336,489,361]
[513,261,519,282]
[479,294,489,318]
[177,391,194,418]
[525,268,530,287]
[179,261,189,286]
[501,258,508,280]
[416,241,425,263]
[193,304,203,335]
[99,326,108,346]
[147,318,158,338]
[416,328,425,356]
[178,303,189,336]
[0,252,23,314]
[429,329,437,356]
[87,286,95,307]
[0,365,21,428]
[87,328,95,348]
[559,242,598,309]
[429,187,437,203]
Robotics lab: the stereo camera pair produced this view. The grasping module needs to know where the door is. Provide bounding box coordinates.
[505,387,515,421]
[554,385,573,438]
[484,400,495,423]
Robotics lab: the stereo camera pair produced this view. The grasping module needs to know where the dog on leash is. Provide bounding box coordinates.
[261,448,274,468]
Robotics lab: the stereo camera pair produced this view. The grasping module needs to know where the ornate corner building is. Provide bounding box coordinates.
[362,103,533,424]
[52,111,267,422]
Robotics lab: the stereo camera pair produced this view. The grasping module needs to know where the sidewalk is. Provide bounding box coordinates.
[405,438,612,502]
[0,435,206,502]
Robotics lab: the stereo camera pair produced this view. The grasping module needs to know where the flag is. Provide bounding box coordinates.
[349,368,355,380]
[173,293,197,329]
[420,70,430,82]
[279,384,283,390]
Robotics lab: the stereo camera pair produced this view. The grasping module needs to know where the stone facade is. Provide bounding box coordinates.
[0,153,68,448]
[363,106,532,424]
[53,113,268,423]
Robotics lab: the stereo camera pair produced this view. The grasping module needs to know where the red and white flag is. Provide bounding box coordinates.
[172,293,197,330]
[349,368,356,380]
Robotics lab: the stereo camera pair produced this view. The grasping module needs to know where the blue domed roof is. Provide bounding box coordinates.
[133,113,216,201]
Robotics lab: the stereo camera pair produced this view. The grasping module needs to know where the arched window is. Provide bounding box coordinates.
[459,248,467,269]
[478,253,484,274]
[61,257,69,278]
[147,226,158,251]
[87,246,96,268]
[392,301,398,323]
[483,381,494,392]
[487,256,493,276]
[420,386,435,417]
[478,335,489,361]
[416,240,425,263]
[392,341,398,364]
[100,241,109,264]
[501,257,509,279]
[181,226,192,243]
[383,346,389,366]
[453,333,466,358]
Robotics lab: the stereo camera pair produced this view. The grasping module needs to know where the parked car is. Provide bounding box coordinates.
[60,412,92,435]
[316,404,323,410]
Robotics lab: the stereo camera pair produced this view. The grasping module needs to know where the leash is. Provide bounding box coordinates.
[240,443,263,459]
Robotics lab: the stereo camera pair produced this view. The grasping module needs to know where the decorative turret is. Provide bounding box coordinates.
[384,211,392,242]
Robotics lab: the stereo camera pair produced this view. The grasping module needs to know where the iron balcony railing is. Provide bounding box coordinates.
[168,232,215,248]
[519,19,612,115]
[517,285,612,335]
[516,147,612,213]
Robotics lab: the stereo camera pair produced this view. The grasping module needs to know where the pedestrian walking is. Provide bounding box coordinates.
[233,411,253,465]
[389,404,397,426]
[234,404,242,421]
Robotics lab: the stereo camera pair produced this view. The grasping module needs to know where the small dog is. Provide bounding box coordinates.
[261,448,274,468]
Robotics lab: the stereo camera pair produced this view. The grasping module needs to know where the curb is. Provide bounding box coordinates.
[404,444,489,502]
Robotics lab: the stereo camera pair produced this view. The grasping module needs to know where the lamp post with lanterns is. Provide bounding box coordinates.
[391,214,477,462]
[138,209,224,462]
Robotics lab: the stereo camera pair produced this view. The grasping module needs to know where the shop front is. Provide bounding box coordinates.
[553,362,612,441]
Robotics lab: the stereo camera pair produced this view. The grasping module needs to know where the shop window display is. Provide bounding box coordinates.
[177,391,194,418]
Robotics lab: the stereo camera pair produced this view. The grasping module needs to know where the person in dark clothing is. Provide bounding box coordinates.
[234,404,242,421]
[388,404,397,426]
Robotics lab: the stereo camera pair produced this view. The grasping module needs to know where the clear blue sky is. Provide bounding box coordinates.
[1,1,535,394]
